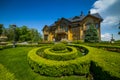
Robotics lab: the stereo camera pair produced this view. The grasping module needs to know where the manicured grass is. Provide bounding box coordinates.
[0,47,87,80]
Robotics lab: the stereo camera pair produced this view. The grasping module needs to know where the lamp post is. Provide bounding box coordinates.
[12,24,16,48]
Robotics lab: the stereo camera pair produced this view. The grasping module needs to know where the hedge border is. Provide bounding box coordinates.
[27,46,90,77]
[87,45,120,53]
[0,44,53,50]
[43,46,78,61]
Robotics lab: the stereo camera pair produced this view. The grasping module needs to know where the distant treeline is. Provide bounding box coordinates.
[0,24,42,42]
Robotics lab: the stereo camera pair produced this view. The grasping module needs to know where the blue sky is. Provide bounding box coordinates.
[0,0,120,41]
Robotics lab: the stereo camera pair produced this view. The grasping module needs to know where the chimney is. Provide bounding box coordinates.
[88,10,91,15]
[80,11,84,16]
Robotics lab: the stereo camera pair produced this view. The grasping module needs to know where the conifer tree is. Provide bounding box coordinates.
[84,24,99,42]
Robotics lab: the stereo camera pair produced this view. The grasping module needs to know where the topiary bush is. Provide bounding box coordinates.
[52,43,66,51]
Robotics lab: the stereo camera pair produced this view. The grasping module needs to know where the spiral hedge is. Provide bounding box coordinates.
[27,44,90,77]
[43,46,78,61]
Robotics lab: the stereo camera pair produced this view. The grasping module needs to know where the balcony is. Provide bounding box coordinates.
[44,31,49,35]
[55,29,67,34]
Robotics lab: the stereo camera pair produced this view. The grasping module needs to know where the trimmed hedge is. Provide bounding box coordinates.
[68,44,89,55]
[28,44,120,79]
[0,44,53,50]
[27,47,90,77]
[43,46,78,61]
[86,44,120,53]
[50,48,70,53]
[52,43,66,51]
[0,64,17,80]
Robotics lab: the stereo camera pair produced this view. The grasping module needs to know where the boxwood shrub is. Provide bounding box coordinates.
[52,43,66,51]
[43,46,78,61]
[27,47,90,77]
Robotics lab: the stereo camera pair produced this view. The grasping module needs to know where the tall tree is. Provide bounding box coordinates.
[84,24,99,42]
[6,25,14,41]
[0,24,3,35]
[19,26,30,41]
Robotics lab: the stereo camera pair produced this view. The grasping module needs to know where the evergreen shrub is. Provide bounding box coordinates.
[52,43,66,51]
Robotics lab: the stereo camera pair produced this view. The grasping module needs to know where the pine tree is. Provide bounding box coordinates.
[118,22,120,35]
[84,24,99,42]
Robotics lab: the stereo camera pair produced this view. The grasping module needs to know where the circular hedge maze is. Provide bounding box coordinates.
[27,43,90,77]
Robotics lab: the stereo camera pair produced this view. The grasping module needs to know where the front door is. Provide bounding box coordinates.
[55,34,67,41]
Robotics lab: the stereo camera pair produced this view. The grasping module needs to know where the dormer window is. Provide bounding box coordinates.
[72,16,80,20]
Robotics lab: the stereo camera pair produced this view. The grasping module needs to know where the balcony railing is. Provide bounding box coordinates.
[55,29,67,34]
[44,31,49,35]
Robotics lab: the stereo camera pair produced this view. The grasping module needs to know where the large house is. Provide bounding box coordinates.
[42,11,103,42]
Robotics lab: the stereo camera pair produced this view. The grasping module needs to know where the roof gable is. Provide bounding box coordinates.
[42,25,49,31]
[68,15,85,22]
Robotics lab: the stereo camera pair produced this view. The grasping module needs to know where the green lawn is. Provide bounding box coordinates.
[0,47,87,80]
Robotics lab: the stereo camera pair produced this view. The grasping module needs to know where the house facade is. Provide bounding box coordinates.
[42,12,103,42]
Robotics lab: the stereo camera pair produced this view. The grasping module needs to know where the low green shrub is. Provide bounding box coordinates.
[52,43,66,51]
[60,40,68,44]
[43,46,78,61]
[38,41,54,44]
[0,45,13,50]
[0,64,17,80]
[68,44,89,55]
[0,44,53,50]
[28,47,90,77]
[50,48,69,53]
[86,44,120,53]
[72,40,84,44]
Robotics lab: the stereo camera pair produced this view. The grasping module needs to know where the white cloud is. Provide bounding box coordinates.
[102,16,118,26]
[90,0,120,40]
[91,0,117,13]
[101,33,111,41]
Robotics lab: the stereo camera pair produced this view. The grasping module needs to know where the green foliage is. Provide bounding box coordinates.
[43,46,78,61]
[84,24,99,42]
[72,40,84,44]
[3,25,42,42]
[85,43,120,53]
[52,43,66,51]
[0,24,3,35]
[0,64,17,80]
[28,47,90,76]
[60,40,68,44]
